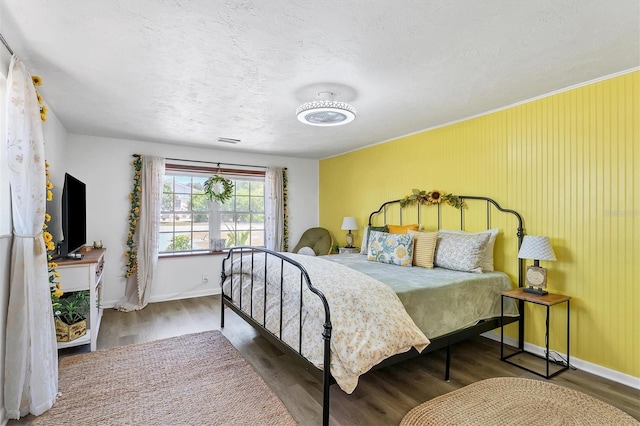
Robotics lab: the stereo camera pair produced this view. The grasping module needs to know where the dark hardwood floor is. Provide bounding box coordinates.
[10,295,640,425]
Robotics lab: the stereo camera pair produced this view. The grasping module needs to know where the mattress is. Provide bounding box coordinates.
[325,253,519,338]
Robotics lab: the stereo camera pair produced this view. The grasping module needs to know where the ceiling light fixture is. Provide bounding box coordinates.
[296,91,356,126]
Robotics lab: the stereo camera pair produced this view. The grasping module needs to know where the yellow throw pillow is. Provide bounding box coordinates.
[387,224,419,234]
[408,230,438,268]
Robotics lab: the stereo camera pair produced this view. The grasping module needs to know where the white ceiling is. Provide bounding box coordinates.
[1,1,638,159]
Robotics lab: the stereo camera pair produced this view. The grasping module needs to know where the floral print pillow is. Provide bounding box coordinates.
[367,231,414,267]
[434,232,491,273]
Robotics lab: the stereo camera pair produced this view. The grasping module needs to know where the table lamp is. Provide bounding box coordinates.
[341,217,358,248]
[518,236,557,295]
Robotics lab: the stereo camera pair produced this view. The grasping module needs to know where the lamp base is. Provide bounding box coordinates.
[523,286,548,296]
[345,231,354,248]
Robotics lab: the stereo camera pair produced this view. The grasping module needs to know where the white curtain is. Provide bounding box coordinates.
[115,156,164,311]
[265,167,284,251]
[4,56,58,419]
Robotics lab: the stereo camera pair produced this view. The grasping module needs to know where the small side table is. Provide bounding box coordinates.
[501,288,571,379]
[338,246,359,254]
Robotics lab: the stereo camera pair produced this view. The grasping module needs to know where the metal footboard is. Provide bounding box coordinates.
[220,247,333,426]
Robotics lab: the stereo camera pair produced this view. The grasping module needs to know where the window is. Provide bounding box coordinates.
[160,167,265,254]
[219,178,265,248]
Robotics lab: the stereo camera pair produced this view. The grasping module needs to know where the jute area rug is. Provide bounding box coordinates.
[32,330,296,426]
[401,377,638,426]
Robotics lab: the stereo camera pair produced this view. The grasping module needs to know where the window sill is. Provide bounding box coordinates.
[159,250,227,259]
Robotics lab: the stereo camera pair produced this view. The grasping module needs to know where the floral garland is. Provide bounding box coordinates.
[31,75,48,122]
[32,76,59,307]
[43,161,63,310]
[399,189,466,209]
[282,168,289,251]
[124,156,142,278]
[203,174,234,203]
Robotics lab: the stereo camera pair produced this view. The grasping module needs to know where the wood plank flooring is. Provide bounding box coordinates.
[10,295,640,425]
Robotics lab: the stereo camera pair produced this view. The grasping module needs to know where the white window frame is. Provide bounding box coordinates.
[160,165,266,255]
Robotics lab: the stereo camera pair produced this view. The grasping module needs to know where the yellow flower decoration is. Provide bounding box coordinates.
[44,161,63,307]
[399,189,466,209]
[427,191,442,203]
[32,76,47,122]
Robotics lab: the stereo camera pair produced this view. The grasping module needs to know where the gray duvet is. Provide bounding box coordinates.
[325,253,518,338]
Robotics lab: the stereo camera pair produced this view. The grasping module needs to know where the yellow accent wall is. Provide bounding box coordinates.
[319,71,639,378]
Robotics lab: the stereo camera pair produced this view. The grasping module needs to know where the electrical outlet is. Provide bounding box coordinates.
[202,273,209,283]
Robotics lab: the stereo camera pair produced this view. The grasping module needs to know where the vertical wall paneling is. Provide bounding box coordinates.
[319,71,639,378]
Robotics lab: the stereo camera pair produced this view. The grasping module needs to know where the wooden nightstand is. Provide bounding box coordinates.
[500,288,571,379]
[338,247,359,254]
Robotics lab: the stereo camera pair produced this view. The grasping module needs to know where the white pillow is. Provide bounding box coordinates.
[438,228,499,271]
[359,226,369,255]
[297,246,316,256]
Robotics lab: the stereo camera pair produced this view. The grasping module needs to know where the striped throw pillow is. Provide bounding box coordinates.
[408,230,438,268]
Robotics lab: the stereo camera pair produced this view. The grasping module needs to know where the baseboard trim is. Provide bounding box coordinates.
[102,288,221,309]
[482,331,640,390]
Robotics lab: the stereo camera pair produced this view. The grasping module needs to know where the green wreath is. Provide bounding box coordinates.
[203,174,234,203]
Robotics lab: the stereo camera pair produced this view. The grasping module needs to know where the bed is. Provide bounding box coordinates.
[220,195,525,426]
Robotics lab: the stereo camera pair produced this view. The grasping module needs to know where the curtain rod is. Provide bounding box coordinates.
[0,33,14,56]
[132,154,269,170]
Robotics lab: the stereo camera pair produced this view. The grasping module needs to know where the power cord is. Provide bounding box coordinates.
[544,350,577,370]
[544,329,575,370]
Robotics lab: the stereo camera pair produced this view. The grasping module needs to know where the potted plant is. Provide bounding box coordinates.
[54,290,90,342]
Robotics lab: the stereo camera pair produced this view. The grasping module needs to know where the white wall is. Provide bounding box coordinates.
[65,134,319,307]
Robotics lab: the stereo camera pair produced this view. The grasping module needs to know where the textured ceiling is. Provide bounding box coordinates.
[1,0,639,159]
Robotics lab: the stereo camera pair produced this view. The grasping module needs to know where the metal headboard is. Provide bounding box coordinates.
[368,195,525,288]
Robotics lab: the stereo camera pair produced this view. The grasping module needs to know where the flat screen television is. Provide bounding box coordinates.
[59,172,86,258]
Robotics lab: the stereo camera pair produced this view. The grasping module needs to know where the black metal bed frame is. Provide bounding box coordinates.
[220,195,525,426]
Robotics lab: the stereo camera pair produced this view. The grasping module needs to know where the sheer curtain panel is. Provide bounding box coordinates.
[265,167,284,251]
[4,56,58,419]
[115,156,165,311]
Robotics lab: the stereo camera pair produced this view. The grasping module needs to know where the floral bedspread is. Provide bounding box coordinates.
[222,252,430,393]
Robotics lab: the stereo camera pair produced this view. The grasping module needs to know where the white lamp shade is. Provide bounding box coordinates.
[341,217,358,231]
[518,236,557,261]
